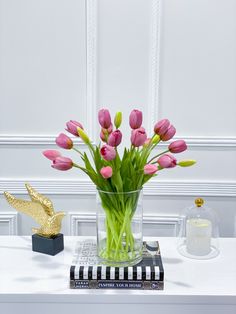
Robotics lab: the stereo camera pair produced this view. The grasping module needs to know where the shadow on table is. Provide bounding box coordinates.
[31,254,67,269]
[162,257,183,264]
[14,273,65,282]
[165,279,192,288]
[0,245,31,251]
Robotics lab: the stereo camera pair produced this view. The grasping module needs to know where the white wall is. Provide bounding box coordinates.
[0,0,236,237]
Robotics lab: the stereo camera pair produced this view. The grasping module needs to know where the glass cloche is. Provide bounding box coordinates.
[177,198,220,259]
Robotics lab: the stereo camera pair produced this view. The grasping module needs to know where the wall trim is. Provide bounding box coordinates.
[0,212,18,235]
[149,1,236,148]
[157,136,236,148]
[143,213,180,236]
[86,0,97,143]
[69,212,95,236]
[148,0,162,135]
[1,179,236,197]
[0,135,84,146]
[1,0,235,149]
[1,135,236,148]
[0,1,97,147]
[69,212,180,236]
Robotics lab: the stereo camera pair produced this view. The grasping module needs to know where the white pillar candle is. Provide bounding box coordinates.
[186,218,212,256]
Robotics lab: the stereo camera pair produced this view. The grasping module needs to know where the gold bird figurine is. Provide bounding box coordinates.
[4,183,65,237]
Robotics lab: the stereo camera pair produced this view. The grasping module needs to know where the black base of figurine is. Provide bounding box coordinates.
[32,233,64,256]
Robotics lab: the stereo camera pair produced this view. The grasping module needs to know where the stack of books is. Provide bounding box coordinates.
[70,239,164,290]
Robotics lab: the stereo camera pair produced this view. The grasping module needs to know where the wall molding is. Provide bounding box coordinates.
[143,213,180,236]
[149,1,236,149]
[0,135,84,146]
[0,1,97,147]
[1,135,236,148]
[69,212,180,236]
[1,0,235,149]
[0,212,18,235]
[1,179,236,197]
[69,212,95,236]
[86,0,97,143]
[148,0,162,135]
[156,136,236,148]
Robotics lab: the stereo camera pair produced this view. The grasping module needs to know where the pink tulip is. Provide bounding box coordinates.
[144,164,158,175]
[100,166,113,179]
[65,120,83,136]
[161,125,176,141]
[100,131,107,142]
[154,119,170,136]
[43,150,61,161]
[98,109,111,129]
[129,109,143,129]
[108,130,122,147]
[55,133,73,149]
[169,140,187,153]
[131,127,147,147]
[100,144,116,161]
[52,157,73,171]
[102,123,113,135]
[143,138,151,147]
[157,154,177,168]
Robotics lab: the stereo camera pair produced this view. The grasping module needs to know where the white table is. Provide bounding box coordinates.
[0,236,236,314]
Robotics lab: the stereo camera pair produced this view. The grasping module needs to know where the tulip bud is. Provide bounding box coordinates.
[143,138,151,147]
[178,160,196,167]
[129,109,143,129]
[152,134,161,144]
[77,127,90,144]
[114,112,122,129]
[161,125,176,141]
[131,127,147,147]
[100,144,116,161]
[52,157,73,171]
[144,164,158,175]
[100,166,113,179]
[65,120,83,137]
[100,131,107,142]
[108,130,122,147]
[154,119,170,135]
[98,109,111,129]
[157,154,177,168]
[169,140,187,153]
[43,150,61,161]
[104,123,113,134]
[55,133,73,149]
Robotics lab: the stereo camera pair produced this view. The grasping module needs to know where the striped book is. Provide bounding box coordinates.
[70,240,164,290]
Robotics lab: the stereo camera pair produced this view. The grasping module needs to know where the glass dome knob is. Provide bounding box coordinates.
[195,198,204,207]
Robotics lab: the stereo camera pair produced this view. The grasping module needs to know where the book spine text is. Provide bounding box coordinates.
[70,280,164,290]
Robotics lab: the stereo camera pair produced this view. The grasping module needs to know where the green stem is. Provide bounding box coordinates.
[115,207,131,258]
[104,209,119,246]
[148,149,169,164]
[72,147,83,156]
[72,163,88,172]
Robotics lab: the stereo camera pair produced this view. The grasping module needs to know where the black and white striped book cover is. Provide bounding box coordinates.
[70,240,164,289]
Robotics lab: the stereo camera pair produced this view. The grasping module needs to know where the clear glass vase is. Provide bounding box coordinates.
[96,189,143,266]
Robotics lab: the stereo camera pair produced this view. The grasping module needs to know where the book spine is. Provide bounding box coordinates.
[70,265,163,281]
[70,280,164,290]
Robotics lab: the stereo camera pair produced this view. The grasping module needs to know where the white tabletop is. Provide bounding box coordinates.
[0,236,236,313]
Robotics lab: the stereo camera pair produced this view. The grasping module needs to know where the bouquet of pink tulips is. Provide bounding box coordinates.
[43,109,195,262]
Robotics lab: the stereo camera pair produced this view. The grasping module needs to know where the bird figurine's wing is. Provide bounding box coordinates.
[25,183,54,216]
[4,191,48,226]
[49,212,65,226]
[47,212,66,234]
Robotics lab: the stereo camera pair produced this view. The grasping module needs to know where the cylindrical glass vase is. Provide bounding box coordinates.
[96,189,143,266]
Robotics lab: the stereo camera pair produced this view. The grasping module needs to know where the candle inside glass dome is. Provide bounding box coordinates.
[186,218,212,256]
